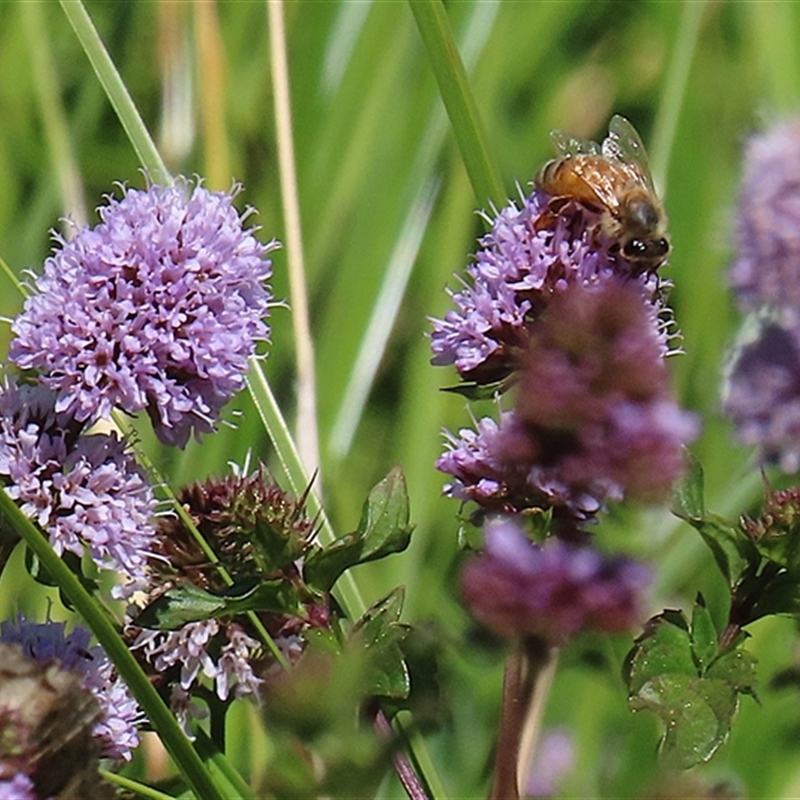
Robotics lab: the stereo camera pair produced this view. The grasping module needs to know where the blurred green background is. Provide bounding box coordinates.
[0,1,799,797]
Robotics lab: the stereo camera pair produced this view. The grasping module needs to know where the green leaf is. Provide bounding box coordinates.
[626,611,696,696]
[305,467,414,592]
[670,452,760,587]
[134,579,302,630]
[690,595,718,672]
[694,514,759,587]
[627,607,759,768]
[707,646,758,697]
[352,588,411,700]
[670,449,705,521]
[630,673,737,768]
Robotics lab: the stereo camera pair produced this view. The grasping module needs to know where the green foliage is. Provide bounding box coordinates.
[305,466,414,592]
[626,596,757,769]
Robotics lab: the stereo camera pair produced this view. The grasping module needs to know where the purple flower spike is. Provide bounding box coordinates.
[461,518,651,645]
[10,182,277,447]
[0,616,142,762]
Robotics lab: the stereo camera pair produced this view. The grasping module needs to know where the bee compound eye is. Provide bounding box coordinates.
[623,239,648,258]
[623,237,670,260]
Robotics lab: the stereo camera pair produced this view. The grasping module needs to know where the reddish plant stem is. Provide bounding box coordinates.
[374,709,429,800]
[489,636,552,800]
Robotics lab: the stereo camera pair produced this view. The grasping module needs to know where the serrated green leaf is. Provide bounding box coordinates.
[626,612,697,696]
[671,449,705,521]
[695,515,759,587]
[352,587,410,699]
[707,646,758,696]
[304,467,413,592]
[690,595,718,672]
[134,578,302,629]
[630,674,737,768]
[356,465,413,558]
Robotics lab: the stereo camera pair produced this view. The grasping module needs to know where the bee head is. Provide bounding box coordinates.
[622,235,670,267]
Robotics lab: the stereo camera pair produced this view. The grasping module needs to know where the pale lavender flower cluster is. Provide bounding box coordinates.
[461,518,650,645]
[0,380,157,595]
[724,120,800,470]
[430,191,668,386]
[0,616,142,761]
[133,619,263,730]
[10,182,277,447]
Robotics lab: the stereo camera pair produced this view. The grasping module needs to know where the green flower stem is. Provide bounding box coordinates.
[195,729,258,800]
[0,487,225,800]
[408,0,505,209]
[59,0,170,185]
[246,357,365,620]
[100,771,177,800]
[21,1,86,226]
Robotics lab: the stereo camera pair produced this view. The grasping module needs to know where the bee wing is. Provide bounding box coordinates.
[603,115,657,192]
[550,128,601,157]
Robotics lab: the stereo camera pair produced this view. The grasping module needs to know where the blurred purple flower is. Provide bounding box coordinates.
[0,380,157,595]
[10,182,277,447]
[730,118,800,312]
[461,518,650,645]
[722,313,800,471]
[523,728,575,798]
[0,773,36,800]
[0,617,142,761]
[437,283,698,520]
[430,190,670,386]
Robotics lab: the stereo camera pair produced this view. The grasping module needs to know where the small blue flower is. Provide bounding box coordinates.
[10,182,277,447]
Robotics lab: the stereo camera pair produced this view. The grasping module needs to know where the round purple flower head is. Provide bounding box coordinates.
[0,616,142,761]
[0,379,157,596]
[461,517,651,645]
[430,189,671,387]
[10,182,277,447]
[730,118,800,312]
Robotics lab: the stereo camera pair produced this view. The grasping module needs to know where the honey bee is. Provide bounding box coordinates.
[535,115,669,273]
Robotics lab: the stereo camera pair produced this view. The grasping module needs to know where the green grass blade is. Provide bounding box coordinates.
[408,0,505,209]
[58,0,170,184]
